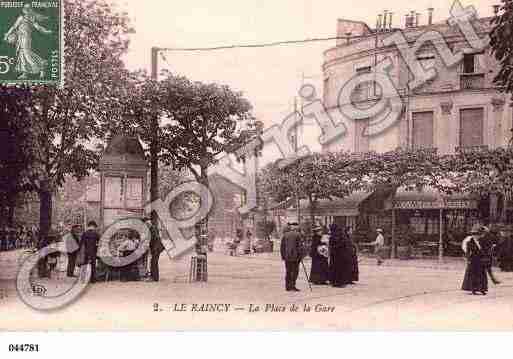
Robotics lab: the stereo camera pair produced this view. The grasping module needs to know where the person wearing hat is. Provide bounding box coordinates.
[480,225,501,284]
[461,224,488,295]
[144,217,165,282]
[309,224,330,285]
[64,224,82,277]
[79,220,100,283]
[369,228,385,265]
[496,225,513,272]
[280,222,304,291]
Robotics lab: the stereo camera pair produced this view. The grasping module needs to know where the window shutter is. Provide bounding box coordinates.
[355,118,370,153]
[412,111,434,149]
[460,108,484,147]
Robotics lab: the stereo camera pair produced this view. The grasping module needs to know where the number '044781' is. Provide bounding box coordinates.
[8,344,39,352]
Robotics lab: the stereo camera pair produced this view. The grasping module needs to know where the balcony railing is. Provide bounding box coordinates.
[460,73,485,90]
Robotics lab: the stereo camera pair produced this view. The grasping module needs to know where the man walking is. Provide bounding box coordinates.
[371,228,385,265]
[145,217,164,282]
[280,222,303,292]
[80,221,100,283]
[64,225,81,277]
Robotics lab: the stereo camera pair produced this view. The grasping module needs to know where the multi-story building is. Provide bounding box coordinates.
[322,10,511,155]
[302,6,513,255]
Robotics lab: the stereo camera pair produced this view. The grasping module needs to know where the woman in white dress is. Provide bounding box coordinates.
[3,4,52,79]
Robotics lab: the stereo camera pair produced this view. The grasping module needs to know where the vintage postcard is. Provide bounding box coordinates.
[1,0,513,338]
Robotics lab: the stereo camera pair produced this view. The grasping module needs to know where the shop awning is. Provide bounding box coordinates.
[386,186,479,210]
[287,192,373,217]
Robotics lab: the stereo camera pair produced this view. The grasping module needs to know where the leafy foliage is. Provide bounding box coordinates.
[22,0,134,240]
[0,86,35,225]
[491,0,513,96]
[159,74,253,183]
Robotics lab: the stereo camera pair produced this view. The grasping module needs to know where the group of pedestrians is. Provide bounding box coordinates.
[280,222,359,291]
[0,225,38,251]
[40,217,164,283]
[461,224,513,295]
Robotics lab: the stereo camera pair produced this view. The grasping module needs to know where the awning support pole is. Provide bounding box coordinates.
[391,208,396,259]
[439,208,444,263]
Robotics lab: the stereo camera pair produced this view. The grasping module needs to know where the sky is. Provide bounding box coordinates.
[110,0,499,165]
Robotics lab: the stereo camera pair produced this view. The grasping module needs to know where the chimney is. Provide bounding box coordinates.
[404,13,410,28]
[377,14,383,31]
[345,32,352,44]
[428,7,434,25]
[415,12,420,27]
[383,10,388,32]
[493,5,501,15]
[388,12,393,30]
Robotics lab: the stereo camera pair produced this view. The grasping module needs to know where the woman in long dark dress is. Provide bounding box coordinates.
[461,231,488,295]
[347,228,359,284]
[329,224,353,287]
[310,225,330,285]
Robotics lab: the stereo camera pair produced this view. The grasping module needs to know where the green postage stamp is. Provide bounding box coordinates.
[0,1,63,86]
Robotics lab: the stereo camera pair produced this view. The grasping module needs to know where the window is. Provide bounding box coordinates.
[104,177,123,208]
[412,111,434,149]
[462,52,484,74]
[460,108,484,147]
[126,178,143,208]
[417,54,436,70]
[352,66,373,101]
[427,218,440,234]
[410,217,425,234]
[463,54,475,73]
[355,118,370,153]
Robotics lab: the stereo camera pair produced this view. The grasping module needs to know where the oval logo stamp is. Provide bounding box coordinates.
[0,1,63,86]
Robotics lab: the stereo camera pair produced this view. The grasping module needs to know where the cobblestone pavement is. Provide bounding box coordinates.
[1,247,513,330]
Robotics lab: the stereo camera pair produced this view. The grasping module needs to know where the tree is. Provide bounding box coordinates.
[363,148,441,193]
[160,75,253,186]
[25,0,134,243]
[260,152,364,226]
[159,75,253,230]
[491,0,513,100]
[0,86,35,226]
[438,147,513,222]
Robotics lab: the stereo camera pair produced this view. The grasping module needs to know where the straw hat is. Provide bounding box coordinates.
[376,228,383,233]
[312,225,323,232]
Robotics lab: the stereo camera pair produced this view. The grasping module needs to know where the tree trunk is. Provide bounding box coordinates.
[150,118,159,227]
[199,167,210,231]
[38,184,53,246]
[308,195,315,227]
[501,193,508,223]
[7,193,16,226]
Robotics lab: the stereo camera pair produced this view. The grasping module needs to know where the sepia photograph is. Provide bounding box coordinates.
[1,0,513,353]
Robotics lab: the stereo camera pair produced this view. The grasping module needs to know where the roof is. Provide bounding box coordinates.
[99,135,147,171]
[287,192,373,216]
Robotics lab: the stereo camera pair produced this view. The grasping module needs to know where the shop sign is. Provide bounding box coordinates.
[444,199,478,209]
[394,200,441,209]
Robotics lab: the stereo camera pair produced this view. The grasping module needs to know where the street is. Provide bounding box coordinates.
[2,246,513,331]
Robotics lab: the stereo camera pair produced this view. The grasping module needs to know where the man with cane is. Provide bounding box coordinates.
[280,222,306,292]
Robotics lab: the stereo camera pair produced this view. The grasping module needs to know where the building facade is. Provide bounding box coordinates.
[317,8,513,255]
[322,13,511,155]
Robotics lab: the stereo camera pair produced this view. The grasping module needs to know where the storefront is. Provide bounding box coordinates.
[385,186,480,259]
[285,192,374,232]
